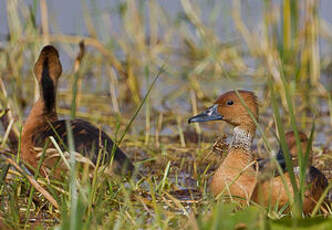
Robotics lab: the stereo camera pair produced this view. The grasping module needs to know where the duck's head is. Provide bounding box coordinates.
[277,131,312,169]
[33,45,62,112]
[33,45,62,85]
[188,90,258,135]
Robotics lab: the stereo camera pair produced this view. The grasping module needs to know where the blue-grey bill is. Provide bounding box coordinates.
[188,104,223,123]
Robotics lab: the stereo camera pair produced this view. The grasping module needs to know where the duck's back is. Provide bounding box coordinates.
[32,119,133,175]
[306,167,328,198]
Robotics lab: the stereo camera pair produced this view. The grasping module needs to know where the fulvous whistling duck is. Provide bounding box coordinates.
[253,131,329,214]
[189,90,258,203]
[21,45,134,177]
[257,131,312,173]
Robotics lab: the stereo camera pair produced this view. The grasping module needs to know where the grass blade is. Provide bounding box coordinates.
[269,77,301,217]
[118,65,165,145]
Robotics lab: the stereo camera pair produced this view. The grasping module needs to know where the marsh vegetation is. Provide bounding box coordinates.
[0,0,331,229]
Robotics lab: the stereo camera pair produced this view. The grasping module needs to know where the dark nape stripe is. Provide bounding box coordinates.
[41,57,55,112]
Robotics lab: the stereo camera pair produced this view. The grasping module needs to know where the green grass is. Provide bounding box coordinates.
[0,0,332,229]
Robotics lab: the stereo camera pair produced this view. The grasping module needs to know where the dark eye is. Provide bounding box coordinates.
[226,100,233,105]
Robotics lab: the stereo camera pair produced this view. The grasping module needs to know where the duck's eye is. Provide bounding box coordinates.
[226,100,234,105]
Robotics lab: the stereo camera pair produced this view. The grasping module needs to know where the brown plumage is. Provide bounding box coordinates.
[21,45,133,177]
[253,131,328,214]
[257,131,311,175]
[189,90,258,203]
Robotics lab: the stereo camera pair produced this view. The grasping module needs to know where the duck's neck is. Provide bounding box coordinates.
[23,59,58,137]
[22,70,58,140]
[22,97,58,137]
[230,125,255,152]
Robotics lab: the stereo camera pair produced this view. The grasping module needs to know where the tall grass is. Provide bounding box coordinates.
[0,0,331,229]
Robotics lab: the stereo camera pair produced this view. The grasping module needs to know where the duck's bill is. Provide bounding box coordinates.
[188,104,223,123]
[276,148,287,171]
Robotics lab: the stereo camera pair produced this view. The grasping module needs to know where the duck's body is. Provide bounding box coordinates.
[211,147,257,200]
[32,119,133,174]
[252,167,326,214]
[21,45,133,176]
[253,131,328,213]
[257,131,312,174]
[189,90,259,203]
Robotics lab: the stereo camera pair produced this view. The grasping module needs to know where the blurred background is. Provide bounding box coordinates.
[0,0,331,168]
[0,0,332,228]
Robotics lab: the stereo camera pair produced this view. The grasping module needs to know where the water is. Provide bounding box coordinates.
[1,1,332,67]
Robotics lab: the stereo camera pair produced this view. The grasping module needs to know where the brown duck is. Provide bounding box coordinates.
[189,90,259,204]
[253,131,329,214]
[21,45,133,177]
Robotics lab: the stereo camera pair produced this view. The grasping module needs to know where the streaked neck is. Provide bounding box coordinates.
[230,127,253,152]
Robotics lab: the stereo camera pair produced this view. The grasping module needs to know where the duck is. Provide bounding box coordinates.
[21,45,134,177]
[252,131,329,214]
[257,131,312,174]
[188,90,258,203]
